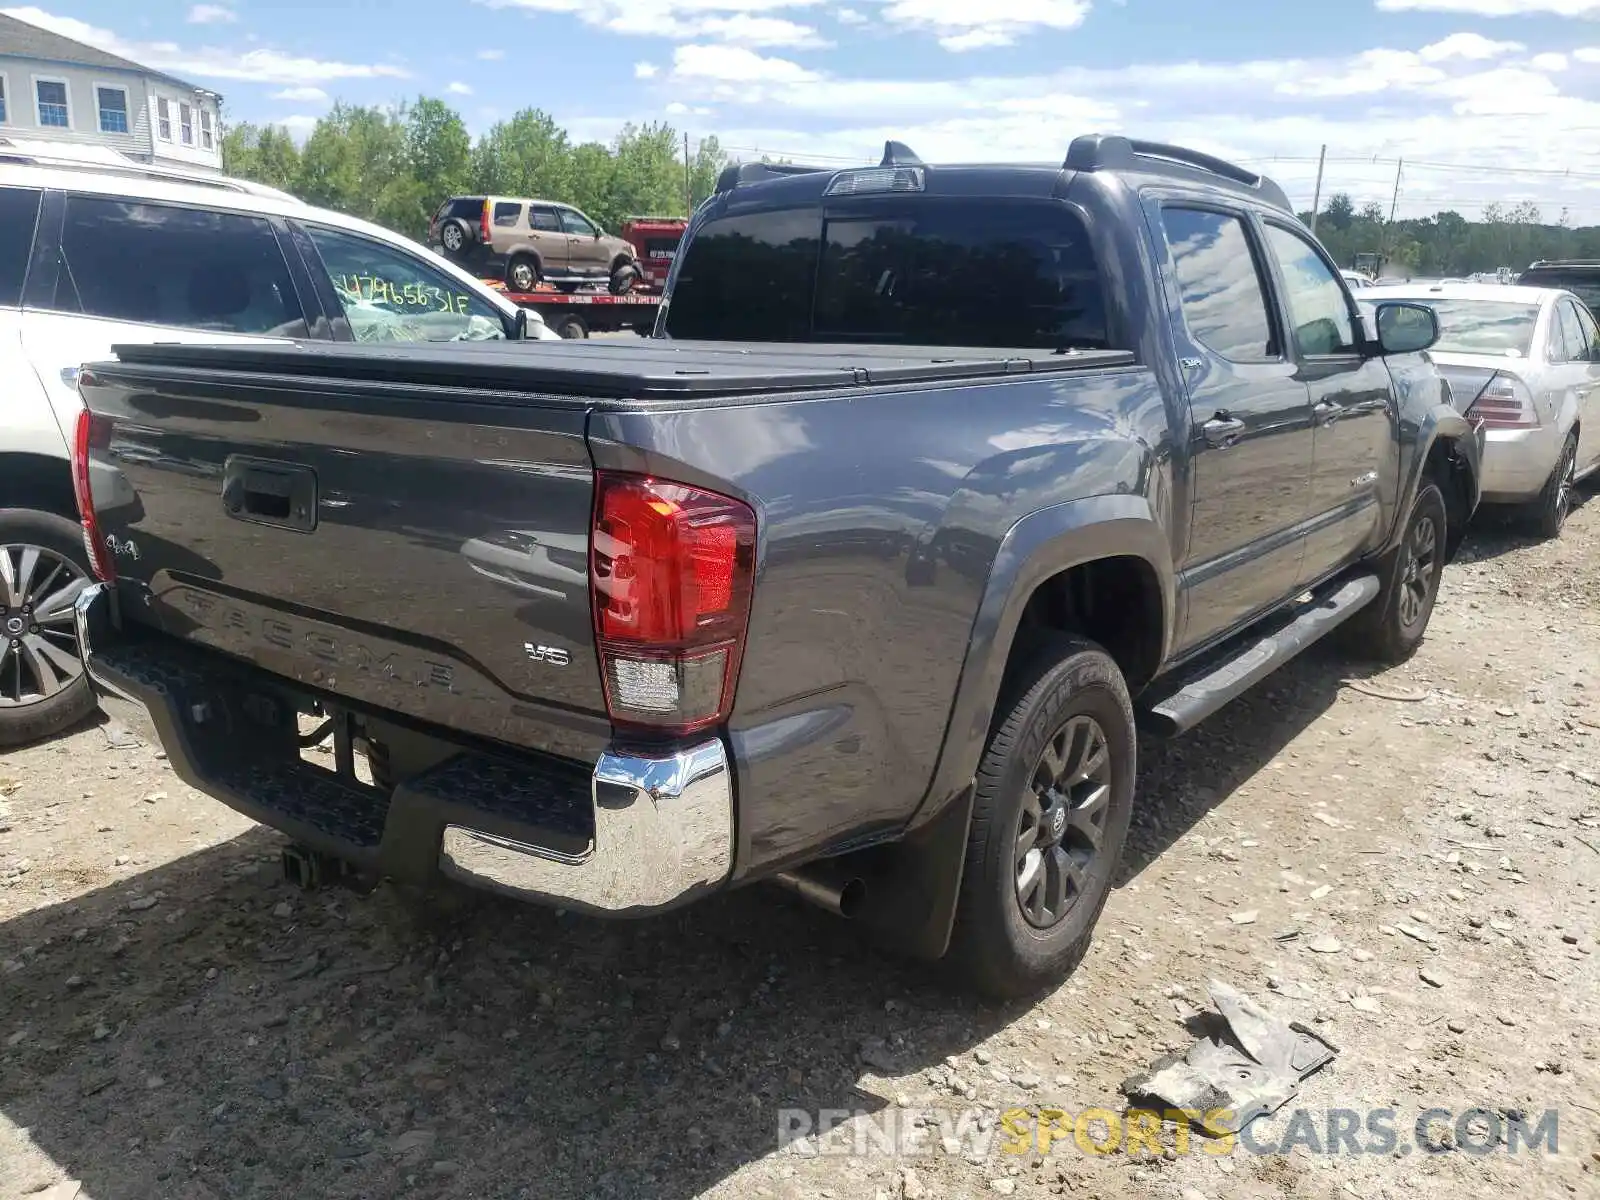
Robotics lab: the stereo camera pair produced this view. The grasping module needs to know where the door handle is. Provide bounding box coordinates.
[1201,413,1246,448]
[1314,398,1342,425]
[222,456,318,532]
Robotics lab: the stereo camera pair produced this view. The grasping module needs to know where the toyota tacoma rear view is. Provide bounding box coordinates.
[68,135,1483,998]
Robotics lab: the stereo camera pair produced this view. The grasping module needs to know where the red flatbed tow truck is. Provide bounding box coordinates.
[482,279,662,339]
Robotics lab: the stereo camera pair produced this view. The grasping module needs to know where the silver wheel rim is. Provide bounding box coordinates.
[1397,512,1438,629]
[0,544,89,708]
[510,262,535,290]
[1014,715,1112,930]
[443,226,462,251]
[1555,443,1576,528]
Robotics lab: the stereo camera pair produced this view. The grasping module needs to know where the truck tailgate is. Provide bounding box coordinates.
[76,361,606,753]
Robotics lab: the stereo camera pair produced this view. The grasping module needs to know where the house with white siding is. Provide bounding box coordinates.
[0,12,222,171]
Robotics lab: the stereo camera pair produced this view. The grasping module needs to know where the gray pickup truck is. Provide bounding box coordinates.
[66,135,1482,998]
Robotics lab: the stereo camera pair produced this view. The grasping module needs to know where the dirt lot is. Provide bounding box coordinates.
[3,496,1599,1200]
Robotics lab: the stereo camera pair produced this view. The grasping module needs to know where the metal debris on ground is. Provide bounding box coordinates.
[1120,979,1338,1137]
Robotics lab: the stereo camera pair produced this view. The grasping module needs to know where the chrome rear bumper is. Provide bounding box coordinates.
[74,581,734,916]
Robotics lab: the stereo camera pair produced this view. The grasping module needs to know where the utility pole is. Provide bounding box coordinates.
[1309,144,1326,234]
[683,131,692,216]
[1387,158,1403,225]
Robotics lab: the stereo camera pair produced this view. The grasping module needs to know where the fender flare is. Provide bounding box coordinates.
[1388,403,1483,556]
[911,492,1176,831]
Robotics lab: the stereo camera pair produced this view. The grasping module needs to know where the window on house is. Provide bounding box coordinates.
[200,108,214,150]
[180,103,194,145]
[97,87,128,134]
[0,76,9,125]
[157,98,172,141]
[35,80,69,128]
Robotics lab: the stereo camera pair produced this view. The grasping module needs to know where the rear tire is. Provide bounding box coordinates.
[554,315,588,339]
[0,508,99,748]
[945,634,1135,1001]
[1527,433,1577,540]
[1341,481,1447,664]
[506,255,540,294]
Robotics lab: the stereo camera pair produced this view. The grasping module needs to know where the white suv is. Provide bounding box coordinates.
[0,152,557,746]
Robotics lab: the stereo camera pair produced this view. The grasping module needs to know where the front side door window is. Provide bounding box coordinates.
[301,224,509,342]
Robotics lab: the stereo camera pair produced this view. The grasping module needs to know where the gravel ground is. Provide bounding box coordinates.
[2,495,1598,1200]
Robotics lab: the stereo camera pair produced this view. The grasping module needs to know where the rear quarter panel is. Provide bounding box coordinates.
[589,367,1175,877]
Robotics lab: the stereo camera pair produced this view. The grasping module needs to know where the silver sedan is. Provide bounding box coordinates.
[1361,283,1600,537]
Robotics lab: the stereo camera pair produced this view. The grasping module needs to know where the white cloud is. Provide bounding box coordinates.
[186,3,236,22]
[447,80,474,94]
[671,43,820,83]
[0,6,409,86]
[661,38,1600,220]
[476,0,826,45]
[835,5,867,20]
[1531,51,1569,69]
[1377,0,1600,11]
[696,14,829,45]
[271,85,328,101]
[634,60,659,77]
[1576,46,1600,61]
[1418,32,1524,60]
[876,0,1089,51]
[478,48,505,59]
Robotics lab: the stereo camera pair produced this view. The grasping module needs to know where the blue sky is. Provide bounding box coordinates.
[6,0,1600,220]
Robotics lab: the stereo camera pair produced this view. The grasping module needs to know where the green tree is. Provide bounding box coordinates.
[473,108,573,201]
[1322,192,1355,232]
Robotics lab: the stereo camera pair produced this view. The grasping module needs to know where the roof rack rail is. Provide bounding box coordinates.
[714,159,830,194]
[0,141,302,204]
[1525,259,1600,269]
[1063,134,1292,213]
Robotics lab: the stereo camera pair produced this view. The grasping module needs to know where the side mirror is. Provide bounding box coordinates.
[1374,301,1440,355]
[512,307,528,341]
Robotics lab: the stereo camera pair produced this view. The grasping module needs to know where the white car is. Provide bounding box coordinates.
[1340,269,1375,290]
[0,148,557,746]
[1361,282,1600,538]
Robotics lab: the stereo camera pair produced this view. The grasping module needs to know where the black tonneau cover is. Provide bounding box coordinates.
[100,338,1135,401]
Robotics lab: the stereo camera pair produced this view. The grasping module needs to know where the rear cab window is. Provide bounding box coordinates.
[0,186,43,308]
[664,198,1111,349]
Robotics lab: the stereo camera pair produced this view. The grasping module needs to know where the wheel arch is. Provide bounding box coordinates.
[1400,405,1482,562]
[0,452,78,521]
[910,493,1175,835]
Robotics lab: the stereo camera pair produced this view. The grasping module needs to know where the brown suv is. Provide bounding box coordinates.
[429,196,640,294]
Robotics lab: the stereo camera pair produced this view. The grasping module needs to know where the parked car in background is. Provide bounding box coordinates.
[1341,270,1376,290]
[0,156,556,747]
[428,195,640,295]
[1518,259,1600,319]
[1363,282,1600,537]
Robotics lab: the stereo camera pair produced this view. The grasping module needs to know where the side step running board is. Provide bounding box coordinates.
[1139,574,1380,738]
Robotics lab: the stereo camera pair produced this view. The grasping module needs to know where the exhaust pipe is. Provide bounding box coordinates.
[771,866,867,919]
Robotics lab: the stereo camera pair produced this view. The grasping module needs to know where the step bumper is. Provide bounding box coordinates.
[73,582,734,916]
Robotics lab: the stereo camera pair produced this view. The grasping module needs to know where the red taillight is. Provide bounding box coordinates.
[590,471,756,736]
[480,200,491,246]
[1465,372,1537,428]
[71,405,116,581]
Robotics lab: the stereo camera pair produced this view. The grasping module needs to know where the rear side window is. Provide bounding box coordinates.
[52,196,308,337]
[666,200,1110,349]
[1556,299,1589,362]
[493,201,523,228]
[1160,208,1276,363]
[0,186,42,308]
